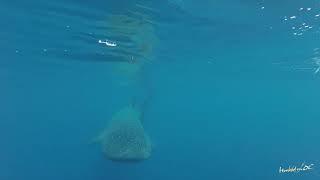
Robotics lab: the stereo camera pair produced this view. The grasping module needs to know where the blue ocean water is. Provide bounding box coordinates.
[1,0,320,179]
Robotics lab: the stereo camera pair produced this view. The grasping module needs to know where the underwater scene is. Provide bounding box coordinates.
[1,0,320,179]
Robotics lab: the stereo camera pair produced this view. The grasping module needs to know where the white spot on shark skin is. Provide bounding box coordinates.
[98,39,117,47]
